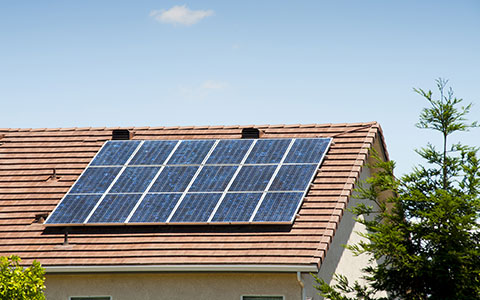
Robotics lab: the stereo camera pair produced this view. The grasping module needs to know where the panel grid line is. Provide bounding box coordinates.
[207,139,257,222]
[166,140,220,223]
[124,140,182,223]
[83,141,145,224]
[44,141,111,224]
[249,138,296,222]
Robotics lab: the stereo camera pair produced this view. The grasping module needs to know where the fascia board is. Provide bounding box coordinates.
[45,264,318,274]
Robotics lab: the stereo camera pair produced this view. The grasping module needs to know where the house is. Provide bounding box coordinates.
[0,122,389,300]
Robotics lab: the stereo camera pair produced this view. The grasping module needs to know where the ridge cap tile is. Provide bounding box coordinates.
[74,127,91,131]
[222,125,240,129]
[299,124,317,128]
[89,127,107,131]
[58,128,77,131]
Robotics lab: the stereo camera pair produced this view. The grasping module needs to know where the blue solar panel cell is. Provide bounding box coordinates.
[189,166,238,192]
[167,140,215,165]
[244,139,291,164]
[47,194,103,224]
[149,166,199,192]
[284,138,330,164]
[211,193,262,222]
[170,193,222,222]
[88,194,142,223]
[129,140,177,165]
[253,192,303,222]
[70,167,122,194]
[109,166,160,193]
[228,165,277,191]
[269,164,318,191]
[206,139,253,164]
[129,193,182,223]
[90,141,140,166]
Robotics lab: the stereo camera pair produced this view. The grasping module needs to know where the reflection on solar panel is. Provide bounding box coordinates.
[45,138,331,226]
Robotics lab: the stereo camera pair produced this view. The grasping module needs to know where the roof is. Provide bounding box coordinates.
[0,122,388,271]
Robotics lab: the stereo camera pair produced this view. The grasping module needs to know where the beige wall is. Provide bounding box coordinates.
[46,272,301,300]
[302,166,377,300]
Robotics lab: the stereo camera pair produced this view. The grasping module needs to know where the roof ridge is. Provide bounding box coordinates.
[1,122,380,132]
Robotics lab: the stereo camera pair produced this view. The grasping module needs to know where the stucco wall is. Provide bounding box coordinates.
[301,166,376,300]
[46,272,301,300]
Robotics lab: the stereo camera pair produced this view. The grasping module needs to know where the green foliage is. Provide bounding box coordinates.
[0,255,45,300]
[315,79,480,300]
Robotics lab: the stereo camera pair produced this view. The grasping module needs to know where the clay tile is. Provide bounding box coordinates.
[59,127,76,131]
[299,124,316,128]
[90,127,106,131]
[223,125,240,129]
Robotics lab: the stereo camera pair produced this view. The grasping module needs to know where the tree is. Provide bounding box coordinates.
[0,255,46,300]
[314,79,480,299]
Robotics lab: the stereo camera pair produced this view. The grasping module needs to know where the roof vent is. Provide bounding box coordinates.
[112,129,131,140]
[242,128,260,139]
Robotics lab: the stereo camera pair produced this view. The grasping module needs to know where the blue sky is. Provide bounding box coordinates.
[1,1,479,175]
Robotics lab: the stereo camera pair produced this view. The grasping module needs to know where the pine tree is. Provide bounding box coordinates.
[314,79,480,299]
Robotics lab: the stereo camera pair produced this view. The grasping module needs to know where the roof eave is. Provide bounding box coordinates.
[45,264,319,274]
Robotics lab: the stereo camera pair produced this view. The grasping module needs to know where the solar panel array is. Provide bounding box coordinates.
[45,138,331,226]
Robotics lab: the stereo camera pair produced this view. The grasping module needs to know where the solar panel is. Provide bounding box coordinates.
[252,192,304,222]
[170,193,222,223]
[88,194,142,223]
[69,167,122,194]
[206,139,253,164]
[284,138,330,163]
[244,139,291,164]
[47,194,103,224]
[129,193,182,223]
[129,140,177,165]
[211,193,262,222]
[149,166,199,192]
[45,137,331,226]
[189,166,238,192]
[167,140,215,165]
[269,164,318,191]
[228,165,277,191]
[109,166,160,193]
[90,141,141,166]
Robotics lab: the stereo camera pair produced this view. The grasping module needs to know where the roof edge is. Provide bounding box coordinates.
[45,264,319,274]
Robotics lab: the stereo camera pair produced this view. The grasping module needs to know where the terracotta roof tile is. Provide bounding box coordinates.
[0,122,388,269]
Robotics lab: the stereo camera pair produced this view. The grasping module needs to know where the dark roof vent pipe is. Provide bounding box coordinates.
[241,128,260,139]
[112,129,132,140]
